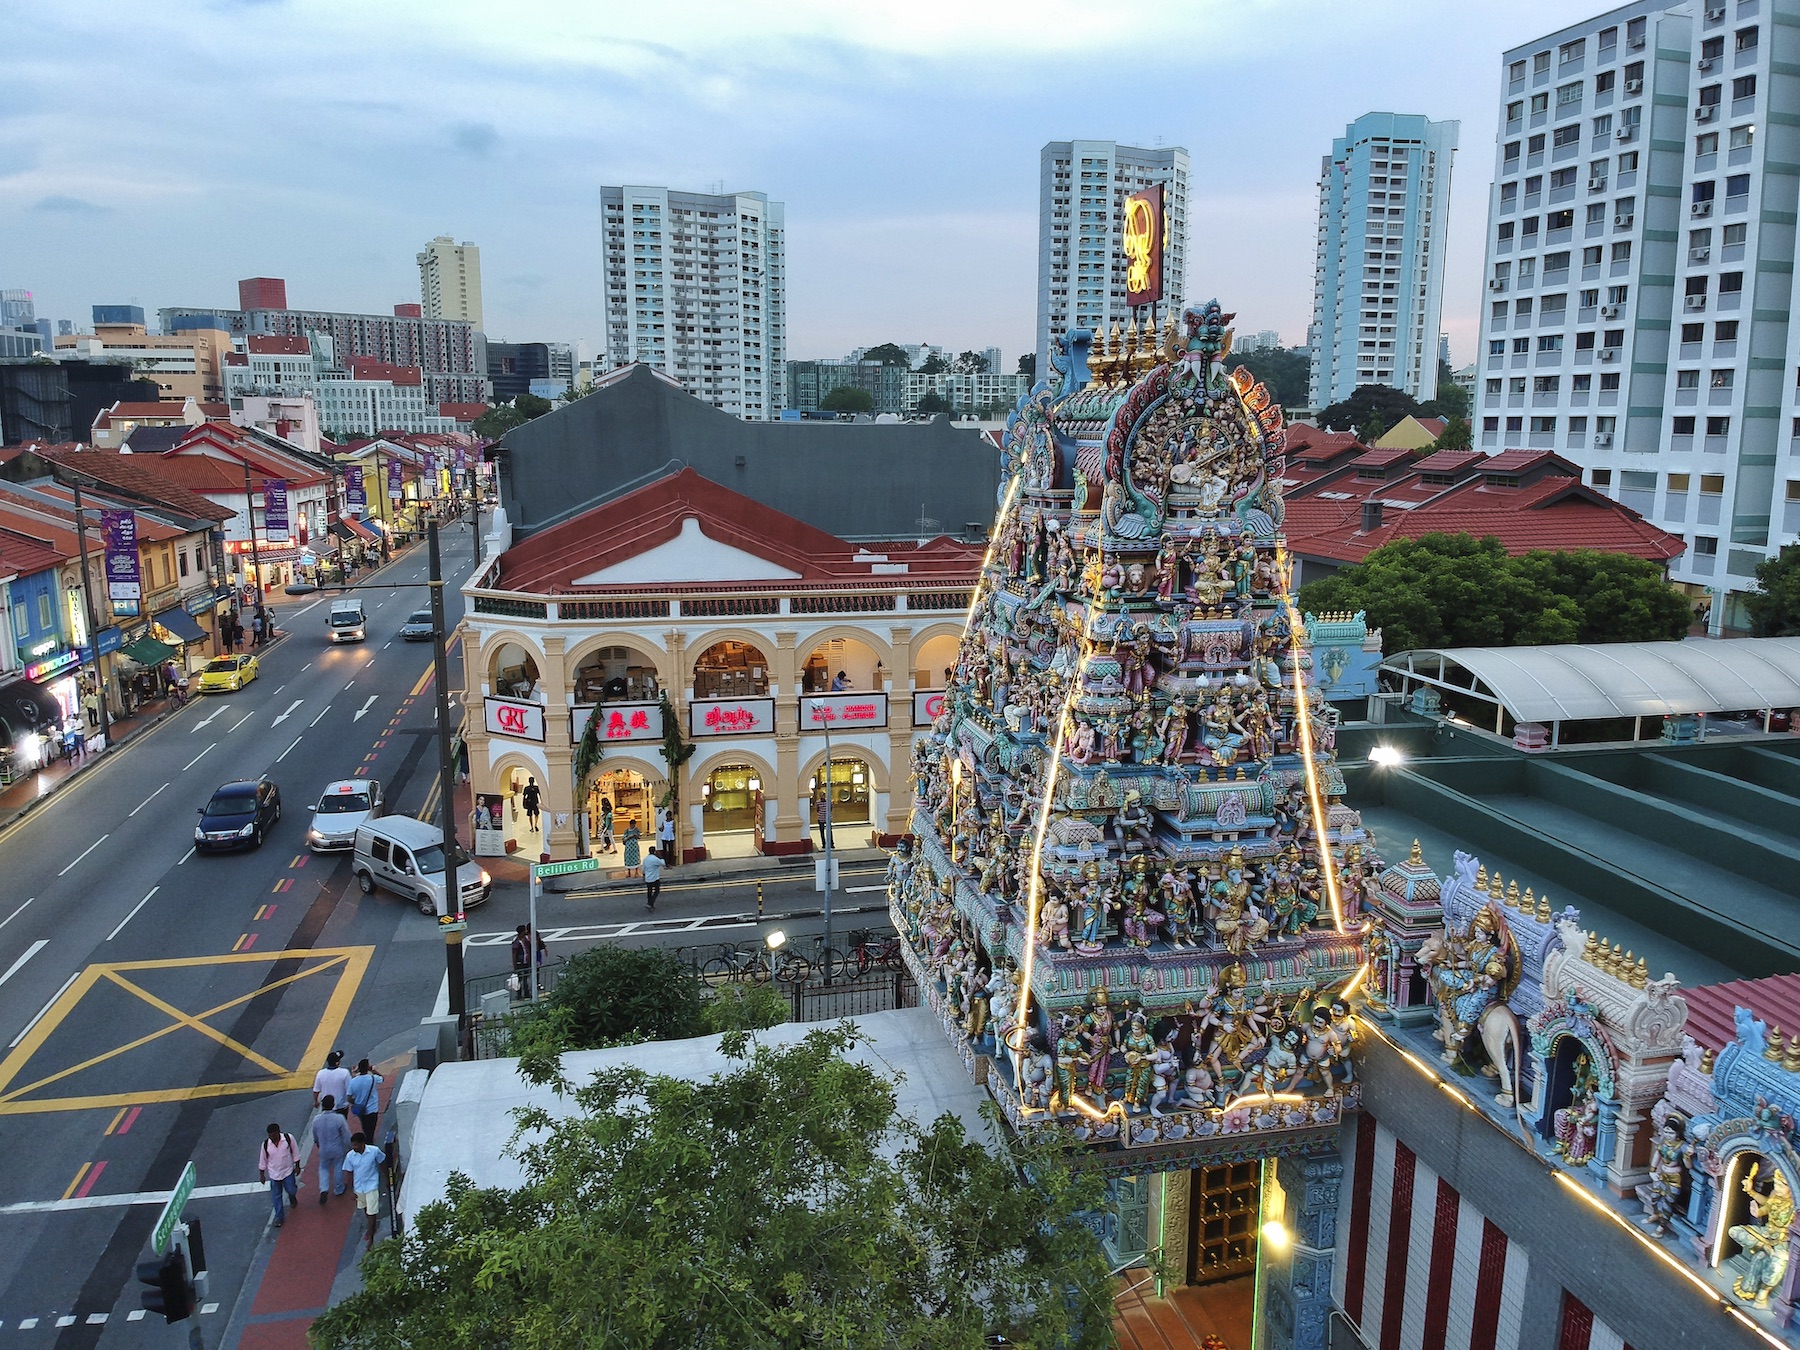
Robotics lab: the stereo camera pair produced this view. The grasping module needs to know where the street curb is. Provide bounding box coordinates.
[545,847,889,896]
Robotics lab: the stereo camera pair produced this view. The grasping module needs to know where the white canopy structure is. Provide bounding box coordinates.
[1382,638,1800,739]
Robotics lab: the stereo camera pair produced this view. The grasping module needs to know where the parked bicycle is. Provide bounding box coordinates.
[701,943,809,985]
[845,928,903,976]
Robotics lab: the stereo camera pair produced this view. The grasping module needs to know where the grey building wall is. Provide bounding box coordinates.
[494,365,1002,543]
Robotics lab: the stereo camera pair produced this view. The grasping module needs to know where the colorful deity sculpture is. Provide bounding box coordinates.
[1729,1165,1794,1309]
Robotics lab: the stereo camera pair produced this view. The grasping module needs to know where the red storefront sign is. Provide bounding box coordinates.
[484,695,546,742]
[689,696,776,737]
[572,701,662,744]
[912,690,946,725]
[802,693,888,730]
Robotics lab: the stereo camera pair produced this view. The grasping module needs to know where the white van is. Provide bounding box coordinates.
[352,816,490,916]
[329,599,367,643]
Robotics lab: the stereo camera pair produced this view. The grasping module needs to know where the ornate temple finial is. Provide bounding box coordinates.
[1632,955,1648,988]
[1583,931,1599,961]
[1162,311,1182,363]
[1487,872,1504,901]
[1784,1037,1800,1074]
[1408,839,1423,866]
[1765,1027,1786,1062]
[1506,878,1521,908]
[1122,316,1139,371]
[1108,324,1126,384]
[1520,885,1534,911]
[1700,1046,1715,1074]
[1610,942,1625,975]
[1535,895,1552,924]
[1475,863,1489,890]
[1088,327,1111,387]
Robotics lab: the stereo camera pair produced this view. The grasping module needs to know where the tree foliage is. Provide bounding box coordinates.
[952,350,989,374]
[1297,533,1691,653]
[1315,383,1421,440]
[1016,353,1037,383]
[310,1027,1114,1350]
[916,391,951,416]
[820,385,874,413]
[473,394,555,441]
[1745,544,1800,636]
[1432,415,1472,452]
[1233,346,1311,410]
[861,343,913,367]
[1429,377,1470,420]
[917,353,950,375]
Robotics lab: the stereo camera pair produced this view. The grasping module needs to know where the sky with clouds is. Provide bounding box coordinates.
[4,0,1586,373]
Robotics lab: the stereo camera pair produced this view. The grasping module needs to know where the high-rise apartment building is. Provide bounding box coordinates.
[417,237,484,329]
[1308,113,1460,408]
[600,186,786,421]
[1474,0,1798,629]
[1036,141,1189,383]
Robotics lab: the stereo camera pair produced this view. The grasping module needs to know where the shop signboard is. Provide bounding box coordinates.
[801,692,888,730]
[484,695,546,742]
[689,696,776,738]
[101,510,141,617]
[346,466,366,509]
[473,792,507,856]
[572,700,662,744]
[183,588,216,616]
[422,454,436,496]
[912,689,947,725]
[262,479,288,538]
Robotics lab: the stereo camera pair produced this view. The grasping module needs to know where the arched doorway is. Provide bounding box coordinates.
[489,641,541,699]
[808,756,872,847]
[914,632,961,693]
[572,643,661,705]
[693,640,770,699]
[703,762,765,859]
[486,757,548,861]
[801,636,882,694]
[584,764,664,863]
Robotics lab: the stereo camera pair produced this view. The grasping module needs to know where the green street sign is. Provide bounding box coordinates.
[153,1161,197,1254]
[534,857,600,879]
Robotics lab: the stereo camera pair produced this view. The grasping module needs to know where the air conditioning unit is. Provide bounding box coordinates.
[1602,304,1621,318]
[1706,5,1726,18]
[1628,33,1646,48]
[1594,432,1614,446]
[1625,77,1644,93]
[1692,200,1714,217]
[1488,278,1509,291]
[1614,213,1635,227]
[1690,246,1712,263]
[1685,294,1708,309]
[1600,348,1621,362]
[1589,177,1609,192]
[1617,125,1638,142]
[1697,105,1718,122]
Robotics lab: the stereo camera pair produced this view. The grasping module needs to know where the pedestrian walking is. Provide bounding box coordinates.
[258,1122,302,1226]
[642,846,664,911]
[251,611,265,647]
[521,777,542,832]
[510,923,546,999]
[312,1096,351,1203]
[342,1133,387,1248]
[82,686,99,729]
[599,798,614,852]
[347,1059,384,1141]
[622,822,642,874]
[312,1049,350,1114]
[658,808,676,867]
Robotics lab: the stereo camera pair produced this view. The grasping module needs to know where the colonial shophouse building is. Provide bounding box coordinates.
[460,469,981,863]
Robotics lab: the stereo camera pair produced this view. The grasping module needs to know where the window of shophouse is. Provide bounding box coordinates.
[573,646,659,703]
[693,641,769,698]
[704,764,762,832]
[802,637,881,694]
[492,644,541,700]
[586,767,658,850]
[810,758,871,826]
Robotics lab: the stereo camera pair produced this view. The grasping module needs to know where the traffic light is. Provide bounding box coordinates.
[137,1250,191,1324]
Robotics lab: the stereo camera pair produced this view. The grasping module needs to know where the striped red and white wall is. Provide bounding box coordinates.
[1335,1112,1531,1350]
[1555,1293,1634,1350]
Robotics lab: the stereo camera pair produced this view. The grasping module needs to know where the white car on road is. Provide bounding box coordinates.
[307,778,384,852]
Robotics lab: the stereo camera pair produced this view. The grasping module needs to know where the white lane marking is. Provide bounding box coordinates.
[0,899,32,933]
[128,1311,146,1321]
[179,846,195,865]
[309,704,332,727]
[383,638,393,649]
[353,696,378,721]
[229,711,255,733]
[270,683,288,698]
[86,1313,106,1324]
[844,884,885,894]
[293,599,323,618]
[0,941,48,988]
[302,661,312,671]
[107,889,156,942]
[270,700,304,727]
[183,743,216,771]
[57,836,108,876]
[12,971,79,1048]
[276,735,304,763]
[0,1181,271,1215]
[190,707,223,733]
[344,680,356,690]
[128,783,169,817]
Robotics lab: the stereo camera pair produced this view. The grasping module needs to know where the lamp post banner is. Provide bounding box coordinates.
[101,509,142,616]
[346,466,366,509]
[262,479,288,538]
[387,459,403,499]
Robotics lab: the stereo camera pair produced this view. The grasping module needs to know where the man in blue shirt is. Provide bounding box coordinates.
[341,1133,387,1247]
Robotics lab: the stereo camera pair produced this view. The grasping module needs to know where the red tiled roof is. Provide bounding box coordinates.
[0,527,69,575]
[498,467,982,594]
[1481,449,1554,474]
[35,448,234,523]
[439,403,488,423]
[224,352,248,366]
[0,485,187,549]
[1412,450,1486,474]
[92,401,192,428]
[346,357,423,387]
[247,335,311,356]
[1350,447,1415,470]
[1415,417,1448,436]
[1682,975,1800,1054]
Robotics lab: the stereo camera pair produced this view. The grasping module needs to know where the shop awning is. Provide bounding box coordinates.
[121,637,179,666]
[247,546,299,565]
[329,520,356,543]
[153,607,208,645]
[339,516,380,544]
[0,677,65,744]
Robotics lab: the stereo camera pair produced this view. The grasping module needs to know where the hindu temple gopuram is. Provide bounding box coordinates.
[890,305,1800,1350]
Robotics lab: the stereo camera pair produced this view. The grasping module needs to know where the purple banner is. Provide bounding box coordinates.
[453,446,467,473]
[101,509,141,617]
[423,453,436,494]
[262,478,289,539]
[387,459,403,498]
[345,465,365,509]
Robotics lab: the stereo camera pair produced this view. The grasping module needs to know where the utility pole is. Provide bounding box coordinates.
[240,459,265,636]
[429,521,466,1019]
[810,699,836,984]
[68,475,112,751]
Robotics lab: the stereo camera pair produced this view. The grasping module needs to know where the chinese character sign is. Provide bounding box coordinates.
[262,479,289,539]
[101,509,141,617]
[346,466,366,509]
[689,697,776,737]
[571,701,662,744]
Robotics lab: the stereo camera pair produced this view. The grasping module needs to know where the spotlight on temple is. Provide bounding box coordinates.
[1260,1221,1290,1250]
[1368,745,1405,767]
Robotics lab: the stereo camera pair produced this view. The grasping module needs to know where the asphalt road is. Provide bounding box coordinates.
[0,523,481,1346]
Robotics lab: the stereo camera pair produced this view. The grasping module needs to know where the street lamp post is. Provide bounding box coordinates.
[428,520,467,1019]
[240,460,265,637]
[67,475,112,751]
[809,699,835,984]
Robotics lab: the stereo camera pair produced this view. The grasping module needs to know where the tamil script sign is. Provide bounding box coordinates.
[262,478,288,539]
[802,692,888,730]
[689,696,775,738]
[484,695,546,742]
[387,459,404,498]
[1123,183,1165,307]
[101,509,141,617]
[572,700,662,745]
[912,689,947,726]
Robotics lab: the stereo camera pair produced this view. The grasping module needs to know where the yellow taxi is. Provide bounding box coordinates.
[196,654,260,694]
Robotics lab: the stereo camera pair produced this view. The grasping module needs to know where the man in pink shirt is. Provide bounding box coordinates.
[258,1122,302,1226]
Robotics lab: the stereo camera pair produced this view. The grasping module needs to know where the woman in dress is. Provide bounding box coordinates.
[622,822,642,874]
[599,798,615,852]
